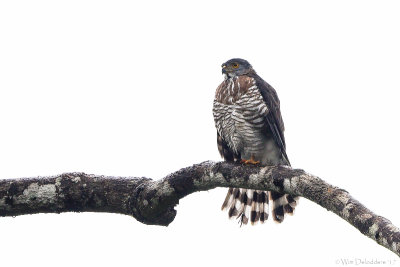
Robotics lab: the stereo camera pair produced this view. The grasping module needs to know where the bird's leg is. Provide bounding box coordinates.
[240,155,260,165]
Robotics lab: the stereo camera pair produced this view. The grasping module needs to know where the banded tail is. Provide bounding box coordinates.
[221,188,299,225]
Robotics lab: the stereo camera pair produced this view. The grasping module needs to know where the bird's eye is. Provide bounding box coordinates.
[232,63,239,69]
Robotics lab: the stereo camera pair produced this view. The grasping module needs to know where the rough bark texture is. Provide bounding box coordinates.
[0,161,399,256]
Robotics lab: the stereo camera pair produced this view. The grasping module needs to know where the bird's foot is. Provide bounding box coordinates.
[240,157,260,165]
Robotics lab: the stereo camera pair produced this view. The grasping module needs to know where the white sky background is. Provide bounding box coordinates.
[0,0,400,266]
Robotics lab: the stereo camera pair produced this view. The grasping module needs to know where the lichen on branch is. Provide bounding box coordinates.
[0,161,399,257]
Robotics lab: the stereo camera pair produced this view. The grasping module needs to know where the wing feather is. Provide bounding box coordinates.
[253,75,290,165]
[217,132,240,162]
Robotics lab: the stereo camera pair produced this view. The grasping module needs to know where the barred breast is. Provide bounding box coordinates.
[213,76,272,163]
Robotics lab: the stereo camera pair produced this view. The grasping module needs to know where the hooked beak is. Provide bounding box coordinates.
[221,65,227,74]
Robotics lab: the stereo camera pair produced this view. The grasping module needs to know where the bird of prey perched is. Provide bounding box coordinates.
[212,58,299,225]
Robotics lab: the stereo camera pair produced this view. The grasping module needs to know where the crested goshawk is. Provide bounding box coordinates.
[212,58,299,225]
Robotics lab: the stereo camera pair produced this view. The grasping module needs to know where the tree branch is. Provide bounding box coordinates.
[0,161,399,256]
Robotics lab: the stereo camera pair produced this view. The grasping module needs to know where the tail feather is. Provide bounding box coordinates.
[221,188,234,210]
[226,188,241,217]
[222,188,298,225]
[259,191,269,223]
[250,191,260,225]
[241,189,253,224]
[270,191,300,223]
[287,194,300,209]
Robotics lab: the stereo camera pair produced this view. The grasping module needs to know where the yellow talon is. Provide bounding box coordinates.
[240,156,260,165]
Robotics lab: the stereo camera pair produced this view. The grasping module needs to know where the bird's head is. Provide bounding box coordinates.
[221,58,254,78]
